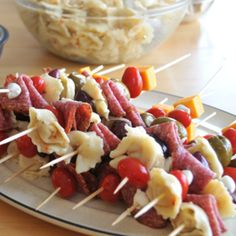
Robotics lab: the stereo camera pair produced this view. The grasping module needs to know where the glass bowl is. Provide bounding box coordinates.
[0,25,9,58]
[16,0,188,64]
[183,0,214,22]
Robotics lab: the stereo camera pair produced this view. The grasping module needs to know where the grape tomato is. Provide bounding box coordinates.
[16,135,37,158]
[31,76,46,94]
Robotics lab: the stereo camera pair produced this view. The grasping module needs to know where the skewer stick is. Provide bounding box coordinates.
[154,53,191,74]
[3,163,35,184]
[40,150,78,169]
[91,65,104,75]
[112,204,137,226]
[0,88,10,93]
[0,153,17,164]
[134,194,165,219]
[0,127,37,146]
[72,187,104,210]
[195,112,217,128]
[113,177,129,194]
[97,64,126,76]
[168,224,185,236]
[36,187,61,211]
[159,97,168,104]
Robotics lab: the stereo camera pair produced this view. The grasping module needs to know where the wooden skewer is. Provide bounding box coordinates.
[3,163,35,184]
[195,112,217,128]
[40,150,78,169]
[90,65,104,75]
[0,153,17,164]
[134,194,165,219]
[36,187,61,211]
[72,187,104,210]
[0,88,10,94]
[113,177,129,194]
[96,64,125,76]
[112,204,138,226]
[168,224,185,236]
[0,127,37,146]
[159,97,168,104]
[154,53,191,74]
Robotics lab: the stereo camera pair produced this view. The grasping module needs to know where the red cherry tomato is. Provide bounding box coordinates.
[0,132,9,156]
[170,170,189,200]
[99,174,121,203]
[223,167,236,183]
[93,76,104,85]
[223,128,236,154]
[122,66,143,98]
[146,107,166,118]
[16,135,37,158]
[31,76,46,94]
[45,105,64,127]
[168,109,192,128]
[51,167,77,198]
[117,157,150,189]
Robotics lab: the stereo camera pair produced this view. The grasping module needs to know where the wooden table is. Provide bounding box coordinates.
[0,0,235,235]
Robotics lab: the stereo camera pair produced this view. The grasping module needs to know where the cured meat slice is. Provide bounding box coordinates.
[97,123,120,150]
[89,123,110,154]
[147,122,182,153]
[101,81,126,117]
[186,194,226,236]
[121,183,167,229]
[75,103,92,132]
[126,105,146,127]
[0,109,13,131]
[172,147,215,193]
[108,80,145,127]
[0,75,32,113]
[54,100,92,133]
[22,75,48,108]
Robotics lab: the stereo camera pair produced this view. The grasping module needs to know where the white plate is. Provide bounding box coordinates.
[0,91,236,236]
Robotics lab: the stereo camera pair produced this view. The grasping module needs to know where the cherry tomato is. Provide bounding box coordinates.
[223,167,236,183]
[168,109,192,128]
[51,167,77,198]
[117,157,150,189]
[31,76,46,94]
[223,128,236,154]
[93,76,104,85]
[45,105,64,127]
[122,66,143,98]
[0,132,9,156]
[146,107,166,118]
[99,174,121,203]
[170,170,189,200]
[16,135,37,158]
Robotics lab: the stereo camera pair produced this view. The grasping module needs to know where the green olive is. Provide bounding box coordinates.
[111,79,130,100]
[141,112,155,127]
[208,135,233,167]
[151,117,187,139]
[69,72,86,91]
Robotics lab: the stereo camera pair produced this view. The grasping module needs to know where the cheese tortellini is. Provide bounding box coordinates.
[146,168,182,219]
[28,108,70,155]
[171,202,212,236]
[110,126,165,170]
[68,130,104,174]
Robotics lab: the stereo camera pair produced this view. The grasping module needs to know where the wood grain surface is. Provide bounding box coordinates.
[0,0,235,235]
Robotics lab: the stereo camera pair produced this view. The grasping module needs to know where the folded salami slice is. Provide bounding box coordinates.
[89,123,110,154]
[0,108,13,131]
[0,75,32,113]
[108,80,145,127]
[22,75,48,108]
[121,183,167,229]
[54,100,92,133]
[186,194,227,236]
[147,122,182,153]
[97,123,120,150]
[101,81,126,117]
[172,147,215,193]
